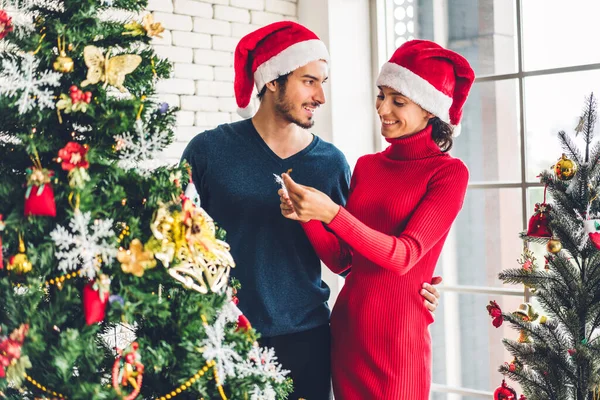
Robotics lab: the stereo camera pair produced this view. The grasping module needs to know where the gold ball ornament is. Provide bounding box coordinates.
[7,238,32,275]
[53,51,74,73]
[553,154,577,181]
[547,237,562,254]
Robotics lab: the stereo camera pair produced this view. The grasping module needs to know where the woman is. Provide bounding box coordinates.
[279,40,475,399]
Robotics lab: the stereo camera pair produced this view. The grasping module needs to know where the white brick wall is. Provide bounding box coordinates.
[149,0,299,161]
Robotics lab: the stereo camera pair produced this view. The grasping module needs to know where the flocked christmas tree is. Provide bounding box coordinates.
[487,93,600,400]
[0,1,292,399]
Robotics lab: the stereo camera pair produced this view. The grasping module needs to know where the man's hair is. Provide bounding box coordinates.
[256,73,291,101]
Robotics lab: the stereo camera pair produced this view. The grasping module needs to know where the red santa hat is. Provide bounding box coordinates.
[376,40,475,136]
[234,21,330,118]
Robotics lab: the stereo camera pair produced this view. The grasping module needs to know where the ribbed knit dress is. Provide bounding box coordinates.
[301,125,469,399]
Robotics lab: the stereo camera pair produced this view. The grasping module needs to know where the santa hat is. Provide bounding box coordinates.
[376,40,475,136]
[234,21,330,118]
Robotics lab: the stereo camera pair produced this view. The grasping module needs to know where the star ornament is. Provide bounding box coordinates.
[143,14,165,38]
[118,239,157,277]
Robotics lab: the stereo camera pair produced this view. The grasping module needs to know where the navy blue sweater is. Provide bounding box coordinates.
[181,119,350,337]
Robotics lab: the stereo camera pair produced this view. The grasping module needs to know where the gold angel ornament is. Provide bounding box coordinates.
[147,199,235,294]
[81,45,142,92]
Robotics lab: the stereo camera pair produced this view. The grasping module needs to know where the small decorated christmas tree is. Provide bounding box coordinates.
[487,94,600,400]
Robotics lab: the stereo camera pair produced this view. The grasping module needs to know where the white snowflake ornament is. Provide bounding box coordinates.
[50,210,117,279]
[115,119,170,175]
[0,52,61,114]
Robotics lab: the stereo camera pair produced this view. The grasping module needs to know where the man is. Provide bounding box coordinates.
[181,21,440,400]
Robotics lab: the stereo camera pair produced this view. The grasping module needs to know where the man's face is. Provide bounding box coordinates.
[273,60,328,129]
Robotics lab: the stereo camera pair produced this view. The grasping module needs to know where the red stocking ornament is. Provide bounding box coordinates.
[82,275,110,325]
[526,186,551,238]
[24,167,56,217]
[494,379,517,400]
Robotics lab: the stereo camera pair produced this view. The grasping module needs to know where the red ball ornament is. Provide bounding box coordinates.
[494,379,517,400]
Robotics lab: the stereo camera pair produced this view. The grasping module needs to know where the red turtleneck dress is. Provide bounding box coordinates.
[301,125,469,399]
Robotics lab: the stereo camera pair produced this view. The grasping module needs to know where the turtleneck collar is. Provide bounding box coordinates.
[382,124,442,160]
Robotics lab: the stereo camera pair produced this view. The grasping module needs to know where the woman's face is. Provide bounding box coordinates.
[375,86,433,139]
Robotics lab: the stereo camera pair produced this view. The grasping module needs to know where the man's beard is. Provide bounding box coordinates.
[274,89,315,129]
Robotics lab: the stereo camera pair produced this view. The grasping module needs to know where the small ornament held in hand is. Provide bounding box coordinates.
[553,153,577,181]
[274,168,293,196]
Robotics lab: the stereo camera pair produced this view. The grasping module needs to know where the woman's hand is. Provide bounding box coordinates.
[279,188,308,222]
[280,173,340,223]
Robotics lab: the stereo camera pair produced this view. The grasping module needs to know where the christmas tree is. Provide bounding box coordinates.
[0,1,291,399]
[487,94,600,400]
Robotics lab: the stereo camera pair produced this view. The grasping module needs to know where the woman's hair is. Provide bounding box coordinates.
[429,117,454,152]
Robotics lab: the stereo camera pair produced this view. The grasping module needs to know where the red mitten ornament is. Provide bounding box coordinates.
[82,275,111,325]
[24,167,56,217]
[494,379,517,400]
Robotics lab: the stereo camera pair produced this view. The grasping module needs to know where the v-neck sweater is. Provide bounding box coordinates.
[181,119,351,337]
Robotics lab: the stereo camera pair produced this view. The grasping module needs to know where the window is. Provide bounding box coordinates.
[377,0,600,398]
